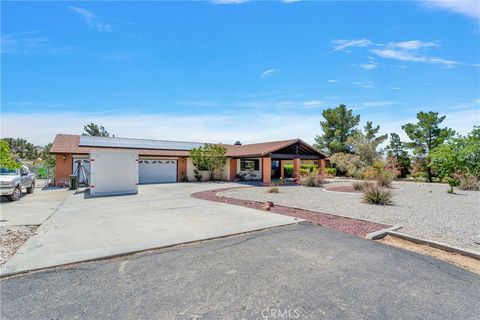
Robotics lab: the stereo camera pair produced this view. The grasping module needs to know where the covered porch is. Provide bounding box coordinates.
[228,139,327,184]
[261,141,327,184]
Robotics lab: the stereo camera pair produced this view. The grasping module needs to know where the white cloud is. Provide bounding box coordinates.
[327,79,339,83]
[331,39,373,52]
[69,6,113,32]
[361,101,397,107]
[421,0,480,20]
[389,86,402,90]
[260,68,279,79]
[283,0,301,3]
[370,48,427,62]
[359,63,378,70]
[332,38,478,68]
[1,33,49,54]
[353,81,375,89]
[302,100,324,107]
[387,40,439,50]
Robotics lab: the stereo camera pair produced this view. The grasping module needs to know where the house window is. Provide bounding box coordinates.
[240,159,259,171]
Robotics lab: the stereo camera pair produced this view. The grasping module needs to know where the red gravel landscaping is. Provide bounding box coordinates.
[192,187,389,238]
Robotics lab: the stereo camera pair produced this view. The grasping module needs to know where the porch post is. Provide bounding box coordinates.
[262,157,272,184]
[229,158,237,181]
[319,159,326,173]
[293,158,301,179]
[280,160,285,179]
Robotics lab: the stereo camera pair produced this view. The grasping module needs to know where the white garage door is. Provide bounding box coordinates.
[139,159,177,184]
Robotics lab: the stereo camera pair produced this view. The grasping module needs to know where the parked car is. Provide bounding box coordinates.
[0,164,36,201]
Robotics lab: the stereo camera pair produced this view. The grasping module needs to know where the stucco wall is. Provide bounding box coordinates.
[186,157,229,181]
[236,158,262,181]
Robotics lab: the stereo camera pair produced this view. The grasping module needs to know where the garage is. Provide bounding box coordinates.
[139,159,177,184]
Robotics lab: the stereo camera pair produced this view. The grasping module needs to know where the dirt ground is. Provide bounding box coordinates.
[378,235,480,274]
[0,226,38,267]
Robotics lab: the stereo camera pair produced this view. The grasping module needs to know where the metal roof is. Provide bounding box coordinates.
[79,135,204,151]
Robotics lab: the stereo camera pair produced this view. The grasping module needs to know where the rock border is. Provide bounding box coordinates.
[192,187,389,238]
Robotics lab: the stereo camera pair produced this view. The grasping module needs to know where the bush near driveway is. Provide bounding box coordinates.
[362,183,394,205]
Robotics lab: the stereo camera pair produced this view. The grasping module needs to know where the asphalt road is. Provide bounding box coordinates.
[1,223,479,320]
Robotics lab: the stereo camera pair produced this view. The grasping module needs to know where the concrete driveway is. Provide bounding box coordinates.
[1,223,479,320]
[0,186,69,227]
[1,183,298,276]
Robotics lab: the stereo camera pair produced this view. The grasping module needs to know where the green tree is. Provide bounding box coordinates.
[314,104,360,155]
[347,121,388,166]
[402,111,455,182]
[385,133,411,178]
[189,144,228,180]
[83,123,110,137]
[0,140,21,169]
[3,138,39,160]
[41,143,56,167]
[430,126,480,179]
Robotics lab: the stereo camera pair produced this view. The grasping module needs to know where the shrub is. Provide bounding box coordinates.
[362,166,376,180]
[324,167,336,176]
[362,184,394,205]
[330,153,364,178]
[193,169,203,182]
[266,187,279,193]
[352,180,374,192]
[299,173,325,187]
[445,176,459,194]
[375,170,394,188]
[453,172,480,191]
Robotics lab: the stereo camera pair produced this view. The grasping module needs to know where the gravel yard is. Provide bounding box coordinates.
[0,226,38,267]
[219,180,480,252]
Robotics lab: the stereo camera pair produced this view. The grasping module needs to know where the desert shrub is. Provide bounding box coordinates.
[362,184,393,205]
[266,187,279,193]
[352,180,374,191]
[410,171,426,180]
[445,176,460,194]
[453,172,480,191]
[330,153,363,178]
[375,169,395,188]
[361,166,376,180]
[299,173,325,187]
[324,167,336,176]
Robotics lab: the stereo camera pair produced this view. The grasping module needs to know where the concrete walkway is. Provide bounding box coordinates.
[1,183,299,276]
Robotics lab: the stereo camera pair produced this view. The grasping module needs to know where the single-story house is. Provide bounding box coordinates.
[50,134,328,186]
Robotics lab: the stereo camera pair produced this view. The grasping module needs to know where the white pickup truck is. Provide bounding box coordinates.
[0,164,36,201]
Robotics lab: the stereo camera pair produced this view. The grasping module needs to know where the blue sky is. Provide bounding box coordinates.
[1,0,479,145]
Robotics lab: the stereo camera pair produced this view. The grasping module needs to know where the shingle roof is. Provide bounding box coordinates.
[50,134,325,158]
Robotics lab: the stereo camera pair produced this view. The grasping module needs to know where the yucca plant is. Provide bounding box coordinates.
[362,183,393,205]
[266,187,279,193]
[352,181,374,191]
[299,173,325,187]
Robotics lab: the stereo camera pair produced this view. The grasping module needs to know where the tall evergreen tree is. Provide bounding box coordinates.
[402,111,455,182]
[386,133,411,178]
[83,123,110,137]
[314,104,360,155]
